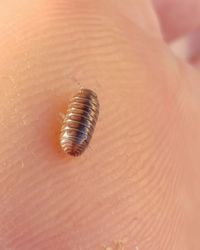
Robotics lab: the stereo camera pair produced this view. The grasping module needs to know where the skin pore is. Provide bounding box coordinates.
[1,0,200,249]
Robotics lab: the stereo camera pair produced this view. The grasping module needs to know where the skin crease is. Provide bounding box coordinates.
[0,0,200,249]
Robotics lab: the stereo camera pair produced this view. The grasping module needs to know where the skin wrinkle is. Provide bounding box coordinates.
[113,0,161,39]
[0,0,200,250]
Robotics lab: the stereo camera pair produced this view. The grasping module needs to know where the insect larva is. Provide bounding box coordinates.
[60,88,99,156]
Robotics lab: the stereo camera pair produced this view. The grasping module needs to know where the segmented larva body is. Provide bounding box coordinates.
[60,88,99,156]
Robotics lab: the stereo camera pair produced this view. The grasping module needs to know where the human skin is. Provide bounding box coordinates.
[0,0,200,249]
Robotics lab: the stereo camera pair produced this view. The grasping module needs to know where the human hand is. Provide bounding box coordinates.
[0,0,200,249]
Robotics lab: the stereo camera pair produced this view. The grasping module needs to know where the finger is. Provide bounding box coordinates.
[188,28,200,66]
[0,1,199,250]
[153,0,200,42]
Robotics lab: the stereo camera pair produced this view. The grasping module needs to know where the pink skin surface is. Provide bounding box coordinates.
[0,0,200,249]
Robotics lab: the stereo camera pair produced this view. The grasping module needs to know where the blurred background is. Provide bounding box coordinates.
[153,0,200,64]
